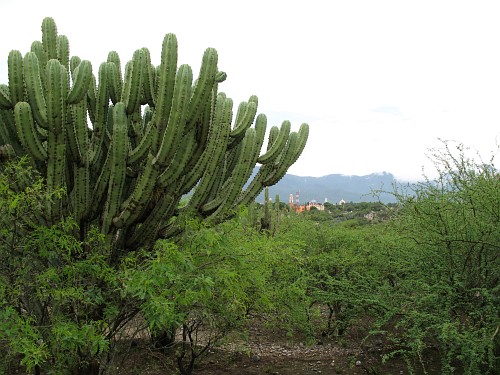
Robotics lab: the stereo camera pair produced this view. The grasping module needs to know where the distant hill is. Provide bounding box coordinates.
[255,171,400,204]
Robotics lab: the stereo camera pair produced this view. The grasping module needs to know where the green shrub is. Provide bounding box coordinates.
[390,141,500,374]
[0,159,128,374]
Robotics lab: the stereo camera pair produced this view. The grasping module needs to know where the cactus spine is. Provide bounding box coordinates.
[0,17,309,251]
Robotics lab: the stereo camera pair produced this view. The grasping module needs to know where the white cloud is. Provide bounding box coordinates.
[1,0,499,180]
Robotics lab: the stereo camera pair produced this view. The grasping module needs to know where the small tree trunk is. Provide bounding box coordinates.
[72,361,100,375]
[152,325,177,353]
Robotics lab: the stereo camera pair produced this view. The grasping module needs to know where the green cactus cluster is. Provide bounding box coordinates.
[0,17,309,249]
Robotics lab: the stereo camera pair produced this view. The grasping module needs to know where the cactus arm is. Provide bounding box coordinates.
[14,102,47,161]
[237,118,296,205]
[69,56,81,76]
[107,52,123,98]
[222,128,258,207]
[140,48,155,107]
[68,60,92,104]
[199,186,228,213]
[253,113,267,151]
[121,50,143,115]
[107,62,121,105]
[0,85,12,109]
[46,59,68,135]
[44,60,68,220]
[107,52,123,106]
[95,62,110,132]
[57,35,70,69]
[127,118,154,165]
[67,100,89,165]
[266,125,279,150]
[229,96,258,139]
[71,163,90,221]
[201,127,256,215]
[152,33,178,152]
[246,113,267,178]
[88,148,111,220]
[263,132,300,186]
[257,120,291,164]
[176,88,219,194]
[42,17,58,61]
[155,64,193,167]
[157,127,196,188]
[113,153,158,228]
[88,63,109,165]
[127,193,177,247]
[30,41,47,89]
[229,102,247,138]
[185,93,231,208]
[65,104,80,164]
[288,123,309,166]
[223,114,266,202]
[249,124,308,193]
[185,48,218,130]
[107,51,122,72]
[0,109,24,155]
[236,167,267,206]
[8,50,24,105]
[127,108,144,149]
[261,124,308,188]
[45,131,66,220]
[23,52,48,129]
[177,85,216,177]
[86,73,97,124]
[102,102,128,233]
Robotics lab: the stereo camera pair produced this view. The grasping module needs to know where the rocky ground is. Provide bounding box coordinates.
[115,319,444,375]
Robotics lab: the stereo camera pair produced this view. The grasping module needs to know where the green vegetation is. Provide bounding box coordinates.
[2,141,498,374]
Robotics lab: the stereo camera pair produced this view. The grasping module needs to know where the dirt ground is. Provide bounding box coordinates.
[114,320,445,375]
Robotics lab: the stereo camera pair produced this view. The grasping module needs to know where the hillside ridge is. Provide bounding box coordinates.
[256,170,400,204]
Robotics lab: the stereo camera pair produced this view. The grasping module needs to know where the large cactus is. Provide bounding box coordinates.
[0,17,309,251]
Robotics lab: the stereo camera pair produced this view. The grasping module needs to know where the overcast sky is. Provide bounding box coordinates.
[1,0,499,181]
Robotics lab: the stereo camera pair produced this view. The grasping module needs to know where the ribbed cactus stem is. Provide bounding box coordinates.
[42,17,58,61]
[102,102,128,233]
[153,33,178,152]
[186,48,218,130]
[257,120,290,164]
[121,49,143,115]
[261,186,271,231]
[155,64,192,167]
[23,52,48,128]
[14,102,47,161]
[8,50,24,105]
[57,35,70,70]
[68,60,92,104]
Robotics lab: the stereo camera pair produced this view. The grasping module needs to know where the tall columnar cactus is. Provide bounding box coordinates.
[0,17,309,251]
[261,186,271,232]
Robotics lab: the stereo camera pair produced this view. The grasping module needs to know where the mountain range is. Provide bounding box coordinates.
[255,171,401,204]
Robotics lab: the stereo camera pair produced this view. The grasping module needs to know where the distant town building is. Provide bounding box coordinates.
[288,192,324,213]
